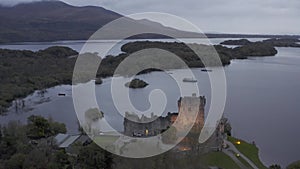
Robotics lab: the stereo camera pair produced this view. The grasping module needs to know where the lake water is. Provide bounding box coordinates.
[0,38,264,54]
[0,38,299,167]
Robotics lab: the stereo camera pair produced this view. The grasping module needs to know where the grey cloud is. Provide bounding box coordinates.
[80,0,300,34]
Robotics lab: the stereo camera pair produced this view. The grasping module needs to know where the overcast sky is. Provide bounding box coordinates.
[1,0,300,35]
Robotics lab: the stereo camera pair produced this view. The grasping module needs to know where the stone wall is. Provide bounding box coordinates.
[123,112,177,136]
[123,95,206,137]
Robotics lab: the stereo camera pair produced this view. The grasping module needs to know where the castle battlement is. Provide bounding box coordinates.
[125,112,159,123]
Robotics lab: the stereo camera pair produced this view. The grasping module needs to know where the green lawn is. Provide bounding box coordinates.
[287,160,300,169]
[228,136,268,169]
[93,135,120,145]
[201,152,241,169]
[227,149,253,168]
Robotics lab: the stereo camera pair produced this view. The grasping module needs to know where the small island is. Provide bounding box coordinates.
[125,78,148,89]
[95,78,103,85]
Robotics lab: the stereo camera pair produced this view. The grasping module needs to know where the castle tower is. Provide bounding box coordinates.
[177,94,206,132]
[123,94,206,137]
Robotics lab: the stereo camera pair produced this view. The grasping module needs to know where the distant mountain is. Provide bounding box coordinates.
[0,1,298,43]
[0,1,123,42]
[0,1,204,43]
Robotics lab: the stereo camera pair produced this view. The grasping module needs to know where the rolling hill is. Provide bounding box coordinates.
[0,1,204,43]
[0,1,298,43]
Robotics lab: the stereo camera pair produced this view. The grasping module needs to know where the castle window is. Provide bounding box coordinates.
[145,129,149,136]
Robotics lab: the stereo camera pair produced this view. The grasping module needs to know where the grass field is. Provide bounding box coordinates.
[201,152,241,169]
[93,135,120,145]
[228,136,268,169]
[92,135,268,169]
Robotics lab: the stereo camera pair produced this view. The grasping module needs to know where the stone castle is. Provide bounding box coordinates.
[123,94,225,152]
[123,94,206,137]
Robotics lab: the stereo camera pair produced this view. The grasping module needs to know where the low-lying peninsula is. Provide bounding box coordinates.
[0,39,281,113]
[0,46,77,114]
[221,38,300,48]
[98,40,278,77]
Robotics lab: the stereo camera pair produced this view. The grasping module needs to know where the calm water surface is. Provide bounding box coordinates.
[0,39,299,167]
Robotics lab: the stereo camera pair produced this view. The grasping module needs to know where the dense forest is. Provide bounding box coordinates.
[0,115,231,169]
[0,46,78,114]
[97,40,277,77]
[0,40,278,113]
[120,40,277,61]
[221,38,300,48]
[0,115,114,169]
[125,78,149,88]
